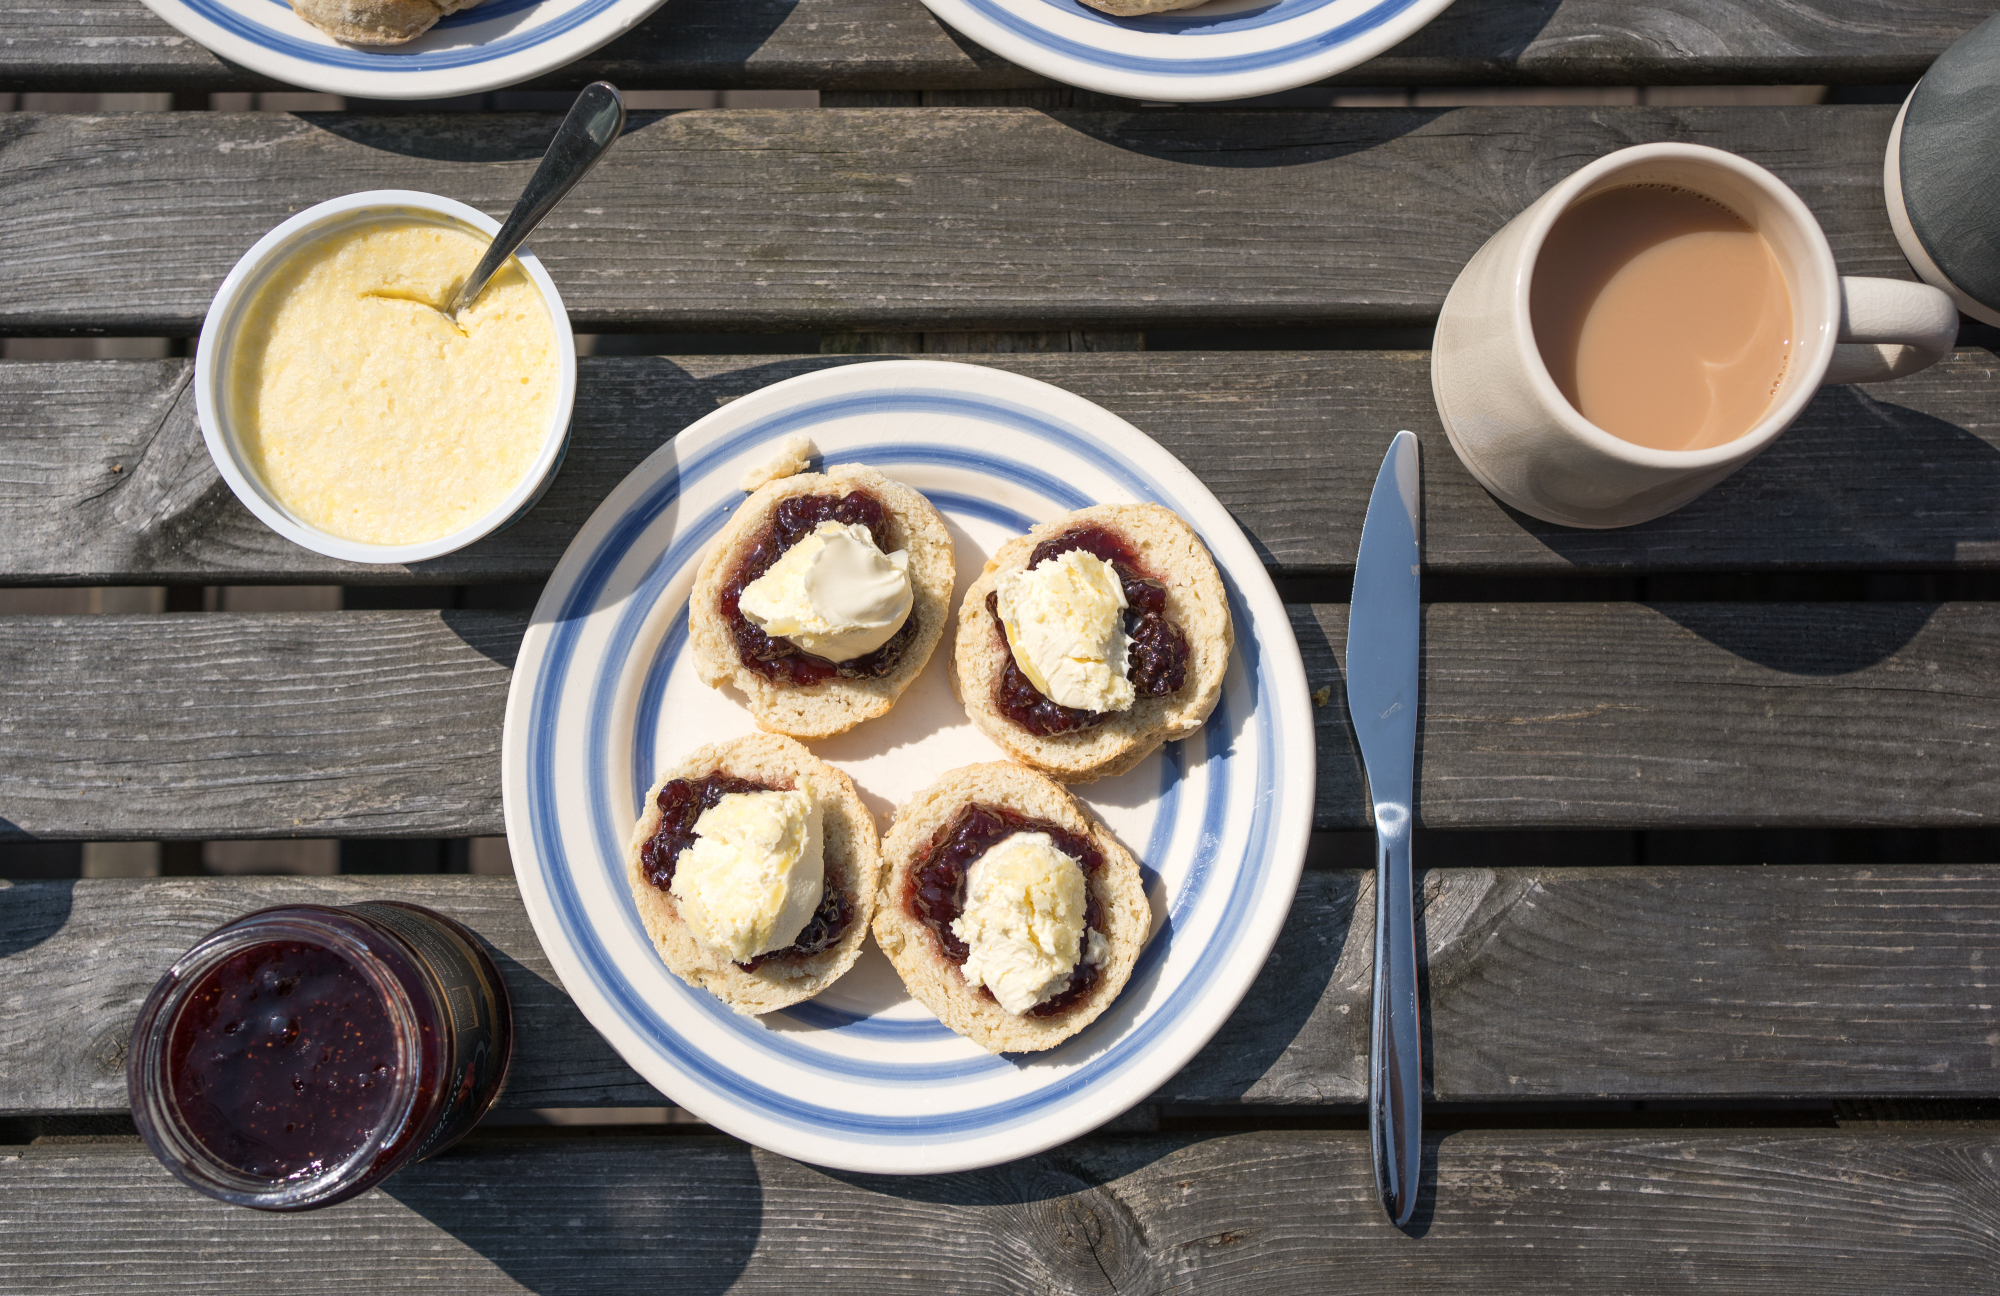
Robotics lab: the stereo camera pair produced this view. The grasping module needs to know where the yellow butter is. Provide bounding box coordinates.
[670,789,825,962]
[950,831,1105,1015]
[738,521,913,662]
[995,549,1135,713]
[229,219,559,546]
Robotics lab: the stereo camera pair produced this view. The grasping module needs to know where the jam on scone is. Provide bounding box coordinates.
[987,523,1191,737]
[637,772,853,971]
[907,802,1108,1018]
[721,489,918,687]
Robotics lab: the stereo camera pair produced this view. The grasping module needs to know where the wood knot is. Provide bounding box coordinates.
[1012,1162,1164,1294]
[89,1017,132,1078]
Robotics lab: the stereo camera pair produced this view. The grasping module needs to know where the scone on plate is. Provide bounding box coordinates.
[873,762,1149,1054]
[950,502,1231,783]
[627,733,881,1015]
[289,0,484,44]
[690,462,954,740]
[1077,0,1211,13]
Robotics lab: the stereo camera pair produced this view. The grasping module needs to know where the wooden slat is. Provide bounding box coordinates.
[0,876,655,1114]
[3,603,1998,840]
[0,612,514,841]
[0,105,1917,334]
[7,870,1997,1115]
[5,1130,1998,1290]
[1304,601,2000,832]
[1181,863,2000,1106]
[0,0,1987,93]
[7,350,1999,584]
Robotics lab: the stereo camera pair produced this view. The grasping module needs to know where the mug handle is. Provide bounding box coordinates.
[1824,276,1960,384]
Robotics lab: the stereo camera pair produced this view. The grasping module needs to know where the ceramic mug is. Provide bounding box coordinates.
[1431,143,1960,530]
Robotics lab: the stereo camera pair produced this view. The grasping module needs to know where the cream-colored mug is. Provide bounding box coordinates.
[1431,142,1960,529]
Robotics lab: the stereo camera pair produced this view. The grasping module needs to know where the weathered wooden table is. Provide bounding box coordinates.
[5,1,2000,1289]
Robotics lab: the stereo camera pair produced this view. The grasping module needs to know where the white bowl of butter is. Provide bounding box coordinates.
[197,190,577,564]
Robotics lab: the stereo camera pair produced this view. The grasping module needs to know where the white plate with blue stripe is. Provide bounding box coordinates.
[137,0,665,99]
[919,0,1457,103]
[502,359,1315,1173]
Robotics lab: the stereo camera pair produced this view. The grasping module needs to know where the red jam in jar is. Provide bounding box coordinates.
[129,902,513,1211]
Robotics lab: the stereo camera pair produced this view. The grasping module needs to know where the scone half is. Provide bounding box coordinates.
[873,762,1150,1054]
[950,502,1232,783]
[1076,0,1211,13]
[288,0,482,44]
[626,733,881,1015]
[690,463,954,740]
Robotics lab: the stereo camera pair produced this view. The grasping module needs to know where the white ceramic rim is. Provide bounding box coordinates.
[194,190,578,566]
[499,358,1317,1173]
[1507,142,1841,473]
[133,0,670,100]
[915,0,1459,103]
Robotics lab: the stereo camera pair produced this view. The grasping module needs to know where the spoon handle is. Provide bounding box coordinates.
[450,82,625,318]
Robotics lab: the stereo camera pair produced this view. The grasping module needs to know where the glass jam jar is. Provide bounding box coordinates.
[128,902,514,1211]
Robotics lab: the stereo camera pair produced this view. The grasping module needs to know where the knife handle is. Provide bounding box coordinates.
[1369,806,1422,1226]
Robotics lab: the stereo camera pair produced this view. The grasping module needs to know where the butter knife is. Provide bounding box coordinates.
[1346,430,1423,1226]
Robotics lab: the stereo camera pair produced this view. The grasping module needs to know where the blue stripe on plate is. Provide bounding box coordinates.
[961,0,1421,76]
[523,383,1285,1142]
[181,0,623,73]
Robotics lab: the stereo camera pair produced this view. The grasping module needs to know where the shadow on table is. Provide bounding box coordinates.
[1055,108,1453,171]
[1164,870,1364,1099]
[386,1137,762,1295]
[814,1145,1184,1290]
[1513,387,2000,594]
[1654,602,1942,676]
[0,875,74,958]
[307,16,808,161]
[434,607,529,671]
[1388,0,1567,62]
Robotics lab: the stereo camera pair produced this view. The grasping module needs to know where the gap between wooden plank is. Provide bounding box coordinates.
[5,349,1998,583]
[2,1129,1996,1289]
[0,0,1985,93]
[5,870,1996,1116]
[3,603,1998,840]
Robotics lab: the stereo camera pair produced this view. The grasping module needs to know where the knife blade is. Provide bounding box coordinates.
[1346,429,1423,1227]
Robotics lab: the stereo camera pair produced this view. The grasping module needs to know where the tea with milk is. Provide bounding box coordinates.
[1530,185,1793,453]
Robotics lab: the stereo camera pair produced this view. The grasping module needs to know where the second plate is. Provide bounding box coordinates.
[138,0,667,99]
[916,0,1458,103]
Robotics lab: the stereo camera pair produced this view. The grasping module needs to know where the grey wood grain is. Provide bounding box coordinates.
[0,612,515,841]
[1168,864,2000,1105]
[0,876,657,1114]
[4,602,1999,840]
[5,1129,1998,1291]
[7,870,1997,1116]
[0,105,1919,334]
[1306,602,2000,831]
[7,350,2000,584]
[0,0,1989,92]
